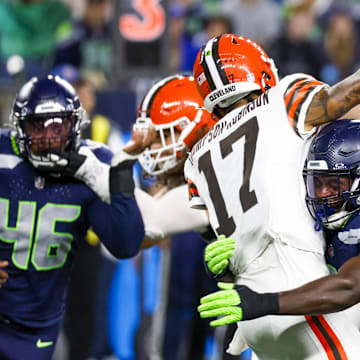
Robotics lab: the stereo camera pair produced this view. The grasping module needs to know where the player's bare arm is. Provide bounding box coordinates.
[140,238,159,249]
[0,261,8,288]
[198,256,360,325]
[122,123,156,155]
[279,255,360,315]
[305,69,360,129]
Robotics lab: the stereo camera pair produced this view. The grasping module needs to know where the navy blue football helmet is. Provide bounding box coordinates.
[11,75,84,169]
[304,119,360,229]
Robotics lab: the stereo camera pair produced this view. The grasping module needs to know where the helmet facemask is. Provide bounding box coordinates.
[304,168,360,230]
[304,119,360,230]
[11,75,85,173]
[135,74,216,178]
[137,116,190,176]
[16,112,82,170]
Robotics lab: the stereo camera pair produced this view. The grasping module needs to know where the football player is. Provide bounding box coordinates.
[120,74,216,245]
[0,75,145,360]
[201,119,360,326]
[186,34,360,358]
[118,74,241,359]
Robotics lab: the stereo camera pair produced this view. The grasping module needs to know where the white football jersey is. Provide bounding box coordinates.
[184,73,327,274]
[134,185,209,239]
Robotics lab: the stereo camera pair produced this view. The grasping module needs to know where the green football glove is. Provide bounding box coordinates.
[205,234,236,276]
[198,282,279,327]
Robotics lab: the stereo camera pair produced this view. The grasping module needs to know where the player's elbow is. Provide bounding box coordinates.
[103,228,144,259]
[109,243,141,259]
[117,247,140,259]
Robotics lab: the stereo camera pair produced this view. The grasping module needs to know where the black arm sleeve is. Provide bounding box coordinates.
[109,160,136,196]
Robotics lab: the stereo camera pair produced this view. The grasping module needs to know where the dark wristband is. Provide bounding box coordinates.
[200,225,217,244]
[109,160,136,196]
[203,249,233,280]
[234,285,279,320]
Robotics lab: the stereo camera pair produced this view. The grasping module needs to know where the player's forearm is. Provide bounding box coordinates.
[140,237,162,249]
[307,69,360,128]
[279,259,360,315]
[108,193,145,258]
[278,277,355,315]
[92,160,145,258]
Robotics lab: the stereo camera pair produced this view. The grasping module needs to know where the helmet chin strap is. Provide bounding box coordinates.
[324,210,349,230]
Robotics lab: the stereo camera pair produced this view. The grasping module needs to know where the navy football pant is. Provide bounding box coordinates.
[0,315,60,360]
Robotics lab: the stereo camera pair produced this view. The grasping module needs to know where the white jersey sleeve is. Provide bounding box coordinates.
[184,160,207,210]
[134,185,209,240]
[279,73,327,139]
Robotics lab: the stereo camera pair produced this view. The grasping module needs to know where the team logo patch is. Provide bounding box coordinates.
[334,163,347,170]
[197,73,206,86]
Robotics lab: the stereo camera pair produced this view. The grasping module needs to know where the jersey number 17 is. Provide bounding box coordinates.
[198,116,259,236]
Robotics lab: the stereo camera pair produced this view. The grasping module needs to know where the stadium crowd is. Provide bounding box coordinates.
[1,0,360,360]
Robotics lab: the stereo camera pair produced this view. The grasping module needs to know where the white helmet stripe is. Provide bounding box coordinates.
[140,75,179,113]
[202,38,225,90]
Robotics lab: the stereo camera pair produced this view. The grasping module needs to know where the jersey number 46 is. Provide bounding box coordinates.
[0,198,81,271]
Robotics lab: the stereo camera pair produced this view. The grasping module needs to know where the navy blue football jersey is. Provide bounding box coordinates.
[325,214,360,271]
[0,129,144,328]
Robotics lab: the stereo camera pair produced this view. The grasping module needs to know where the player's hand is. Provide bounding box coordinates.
[205,235,235,276]
[30,149,86,176]
[110,122,156,167]
[198,282,279,327]
[123,122,156,156]
[34,147,110,203]
[198,282,243,326]
[0,261,9,288]
[71,147,110,203]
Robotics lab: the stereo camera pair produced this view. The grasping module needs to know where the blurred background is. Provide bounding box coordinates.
[1,0,360,360]
[1,0,360,130]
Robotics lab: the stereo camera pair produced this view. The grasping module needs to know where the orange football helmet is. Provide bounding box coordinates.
[193,34,279,113]
[135,74,216,176]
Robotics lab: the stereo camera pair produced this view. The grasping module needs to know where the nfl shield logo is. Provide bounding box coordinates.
[34,176,45,189]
